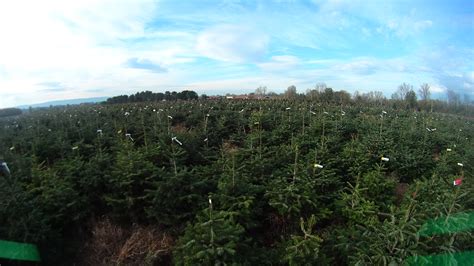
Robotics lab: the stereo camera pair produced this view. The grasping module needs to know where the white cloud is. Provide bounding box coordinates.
[463,71,474,85]
[330,57,424,76]
[0,0,189,107]
[419,46,474,95]
[430,84,446,93]
[377,17,433,38]
[196,24,269,62]
[257,55,299,72]
[414,20,433,31]
[336,59,378,75]
[0,0,156,67]
[437,72,474,94]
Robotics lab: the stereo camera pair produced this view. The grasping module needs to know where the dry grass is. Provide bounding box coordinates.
[395,182,409,205]
[80,218,174,266]
[222,141,239,154]
[171,123,188,134]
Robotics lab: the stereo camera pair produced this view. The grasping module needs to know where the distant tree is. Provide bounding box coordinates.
[171,91,178,100]
[352,91,385,106]
[266,91,278,98]
[255,86,267,97]
[400,83,413,98]
[105,95,128,104]
[352,90,363,102]
[306,89,319,101]
[104,90,198,104]
[284,85,298,99]
[447,89,460,106]
[320,87,334,103]
[315,82,327,93]
[372,91,385,105]
[405,90,417,109]
[392,83,412,100]
[334,90,351,105]
[390,92,399,100]
[463,93,471,105]
[155,92,165,101]
[178,90,199,100]
[165,91,172,101]
[307,83,328,102]
[418,83,431,101]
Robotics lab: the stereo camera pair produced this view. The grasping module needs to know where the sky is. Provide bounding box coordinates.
[0,0,473,107]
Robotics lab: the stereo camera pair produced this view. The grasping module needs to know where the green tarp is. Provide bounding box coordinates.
[405,251,474,266]
[405,211,474,265]
[418,212,474,236]
[0,240,41,262]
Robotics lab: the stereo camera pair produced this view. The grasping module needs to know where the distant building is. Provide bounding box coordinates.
[207,96,223,100]
[224,94,269,100]
[206,94,274,100]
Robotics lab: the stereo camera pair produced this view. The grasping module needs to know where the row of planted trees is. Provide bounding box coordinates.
[0,98,472,264]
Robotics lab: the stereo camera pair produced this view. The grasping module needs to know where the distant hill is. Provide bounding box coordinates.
[0,107,22,118]
[17,97,109,109]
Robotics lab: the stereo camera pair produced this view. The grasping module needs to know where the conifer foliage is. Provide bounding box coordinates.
[0,98,472,265]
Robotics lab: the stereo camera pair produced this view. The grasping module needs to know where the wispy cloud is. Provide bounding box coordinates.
[125,58,167,73]
[196,24,269,62]
[36,81,68,92]
[437,72,474,94]
[258,56,300,73]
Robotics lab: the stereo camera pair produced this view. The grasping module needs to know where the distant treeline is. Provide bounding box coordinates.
[0,108,22,118]
[105,90,199,104]
[103,85,473,117]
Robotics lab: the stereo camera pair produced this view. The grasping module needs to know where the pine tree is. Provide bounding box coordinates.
[281,215,324,265]
[173,196,249,265]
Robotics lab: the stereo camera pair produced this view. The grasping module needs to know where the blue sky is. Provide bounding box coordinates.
[0,0,473,107]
